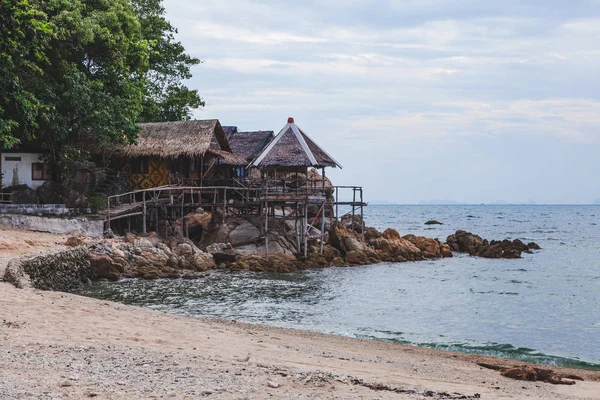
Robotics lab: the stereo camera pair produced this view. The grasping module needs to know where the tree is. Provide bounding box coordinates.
[1,0,204,169]
[0,0,51,148]
[131,0,204,122]
[25,0,150,166]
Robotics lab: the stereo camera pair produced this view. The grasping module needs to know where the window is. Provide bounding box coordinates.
[131,158,149,174]
[236,167,247,178]
[4,156,21,162]
[32,163,51,180]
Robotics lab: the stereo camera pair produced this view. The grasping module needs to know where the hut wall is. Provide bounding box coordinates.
[129,157,169,190]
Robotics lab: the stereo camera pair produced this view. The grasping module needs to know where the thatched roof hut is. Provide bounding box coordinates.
[250,118,342,169]
[105,120,246,165]
[228,130,274,161]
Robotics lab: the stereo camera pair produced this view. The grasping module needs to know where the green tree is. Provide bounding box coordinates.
[26,0,150,166]
[132,0,204,122]
[0,0,51,148]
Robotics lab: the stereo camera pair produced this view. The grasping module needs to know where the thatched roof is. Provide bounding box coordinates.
[228,130,274,161]
[250,118,342,169]
[223,126,238,137]
[92,120,246,166]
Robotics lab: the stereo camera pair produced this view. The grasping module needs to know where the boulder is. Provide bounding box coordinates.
[228,221,260,247]
[403,235,441,259]
[8,184,39,204]
[65,236,84,247]
[37,181,87,207]
[206,243,237,263]
[446,230,485,255]
[88,253,122,281]
[439,242,453,258]
[370,229,423,262]
[184,210,212,240]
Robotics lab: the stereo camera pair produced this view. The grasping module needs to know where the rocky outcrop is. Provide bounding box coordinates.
[37,181,88,208]
[446,230,540,259]
[3,247,91,291]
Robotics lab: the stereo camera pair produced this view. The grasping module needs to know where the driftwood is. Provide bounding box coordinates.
[478,363,584,385]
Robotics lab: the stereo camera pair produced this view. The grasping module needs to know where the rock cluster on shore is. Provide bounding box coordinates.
[447,230,541,259]
[79,208,543,281]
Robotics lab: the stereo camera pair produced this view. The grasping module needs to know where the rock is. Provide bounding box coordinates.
[103,229,115,239]
[403,235,441,258]
[267,380,280,388]
[446,231,531,259]
[3,259,32,289]
[424,220,443,225]
[7,184,39,204]
[186,252,216,271]
[89,253,121,281]
[228,221,260,247]
[343,236,365,252]
[446,230,485,255]
[370,229,423,262]
[439,242,453,258]
[527,242,541,250]
[37,180,87,207]
[184,210,212,240]
[65,236,84,247]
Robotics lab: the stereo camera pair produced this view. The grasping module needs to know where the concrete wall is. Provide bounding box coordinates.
[1,152,47,189]
[0,215,104,237]
[0,204,86,216]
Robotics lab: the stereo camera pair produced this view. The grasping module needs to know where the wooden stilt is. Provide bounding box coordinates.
[303,203,308,258]
[142,191,147,234]
[265,200,269,254]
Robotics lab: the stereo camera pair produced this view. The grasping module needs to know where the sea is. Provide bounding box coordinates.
[80,205,600,369]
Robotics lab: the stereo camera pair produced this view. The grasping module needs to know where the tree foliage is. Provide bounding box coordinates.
[0,0,202,166]
[131,0,203,122]
[0,0,51,148]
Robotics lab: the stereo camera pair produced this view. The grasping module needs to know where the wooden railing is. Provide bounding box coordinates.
[0,192,12,204]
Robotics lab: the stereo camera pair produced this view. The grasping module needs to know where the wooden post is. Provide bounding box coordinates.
[142,191,147,234]
[360,188,364,241]
[295,203,300,254]
[107,198,111,231]
[352,188,356,231]
[265,200,269,254]
[335,187,339,221]
[320,200,325,255]
[180,192,184,237]
[303,203,308,258]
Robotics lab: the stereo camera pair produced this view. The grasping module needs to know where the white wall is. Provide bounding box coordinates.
[1,153,46,189]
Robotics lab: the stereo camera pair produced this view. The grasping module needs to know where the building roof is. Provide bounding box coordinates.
[250,118,342,169]
[222,126,238,137]
[228,130,274,161]
[95,120,247,165]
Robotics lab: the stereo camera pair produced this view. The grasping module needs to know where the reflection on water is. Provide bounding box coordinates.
[81,205,600,370]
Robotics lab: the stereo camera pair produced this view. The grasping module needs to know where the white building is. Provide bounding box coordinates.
[1,152,51,190]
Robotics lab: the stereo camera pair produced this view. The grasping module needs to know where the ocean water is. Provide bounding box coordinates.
[80,205,600,369]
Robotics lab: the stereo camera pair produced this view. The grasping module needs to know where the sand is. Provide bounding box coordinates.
[1,228,599,399]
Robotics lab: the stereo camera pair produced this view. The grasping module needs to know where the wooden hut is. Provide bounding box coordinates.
[249,117,342,190]
[98,120,246,190]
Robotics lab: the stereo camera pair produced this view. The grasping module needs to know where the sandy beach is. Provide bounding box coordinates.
[1,228,600,399]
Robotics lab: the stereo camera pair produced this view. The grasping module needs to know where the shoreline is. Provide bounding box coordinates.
[2,282,600,399]
[2,226,600,398]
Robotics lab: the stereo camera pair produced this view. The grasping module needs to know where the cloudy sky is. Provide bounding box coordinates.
[163,0,600,204]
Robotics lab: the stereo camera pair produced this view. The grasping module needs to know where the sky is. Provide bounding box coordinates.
[163,0,600,204]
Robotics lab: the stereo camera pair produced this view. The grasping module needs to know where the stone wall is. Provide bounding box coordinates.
[0,215,104,237]
[3,246,92,292]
